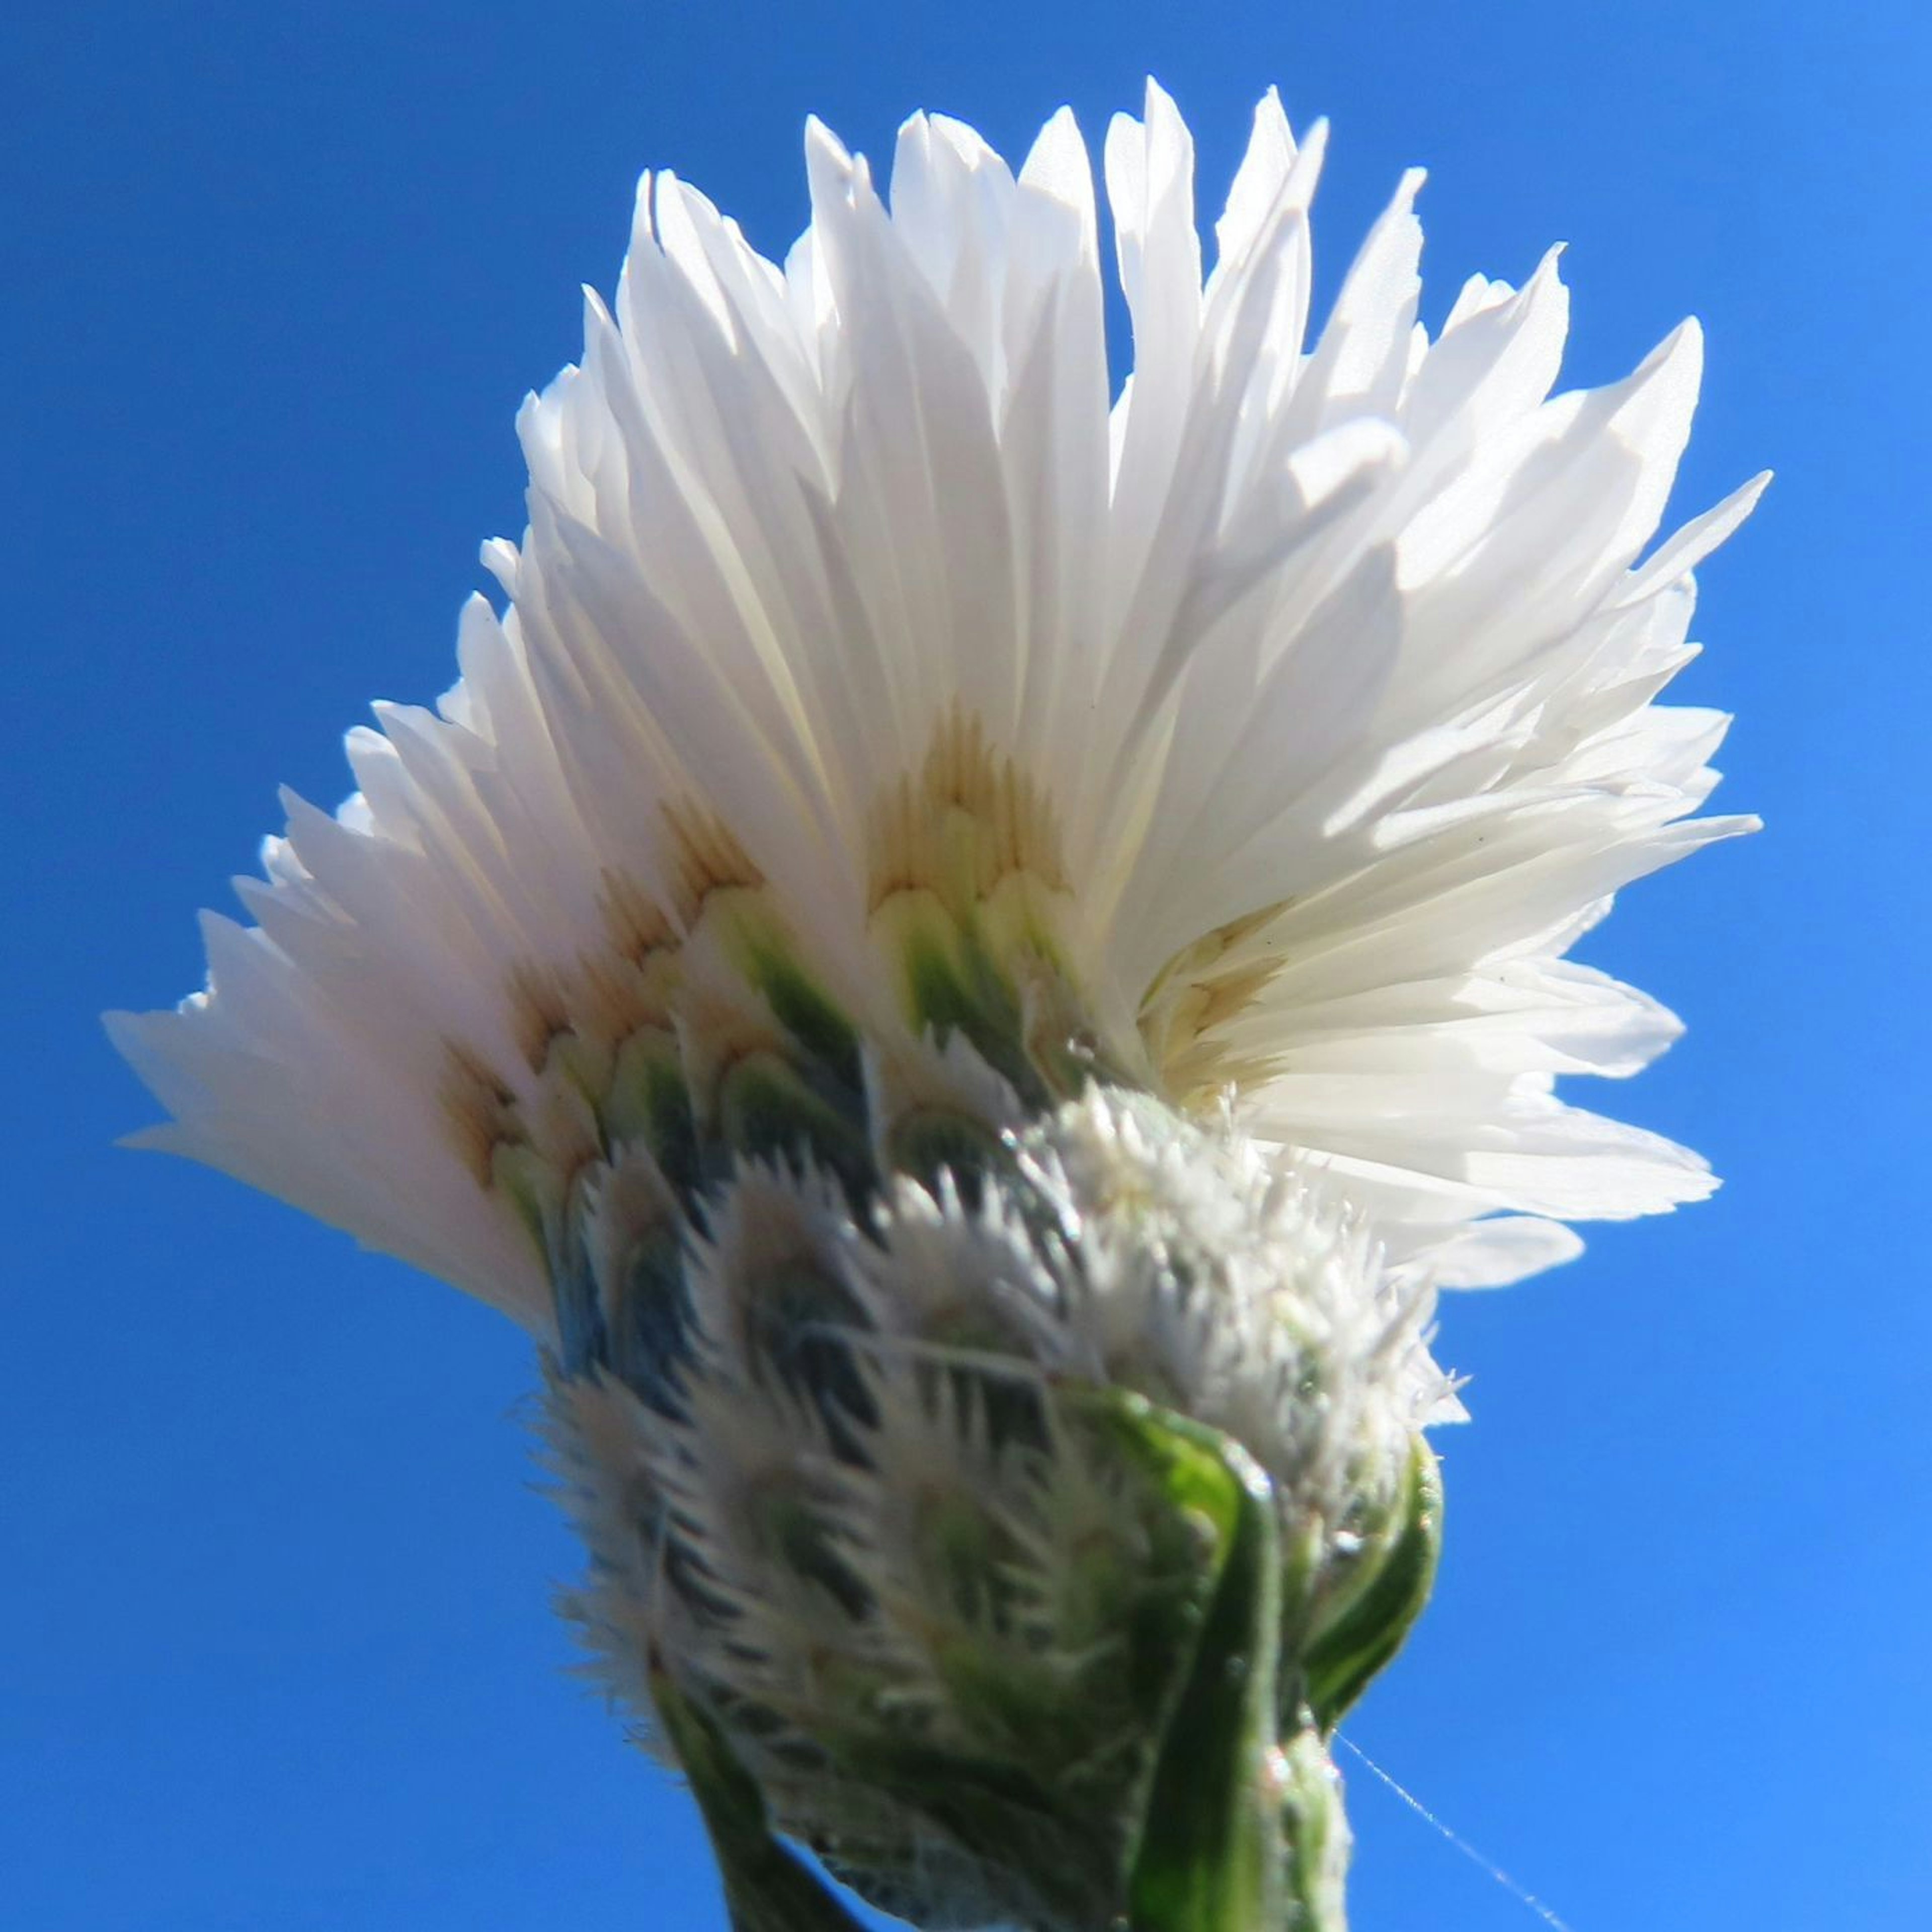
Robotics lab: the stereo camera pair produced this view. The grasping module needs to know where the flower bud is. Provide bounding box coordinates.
[547,1081,1450,1931]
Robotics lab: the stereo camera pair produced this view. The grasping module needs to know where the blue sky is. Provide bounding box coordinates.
[8,3,1928,1927]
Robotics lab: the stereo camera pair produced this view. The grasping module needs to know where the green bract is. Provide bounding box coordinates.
[542,889,1442,1931]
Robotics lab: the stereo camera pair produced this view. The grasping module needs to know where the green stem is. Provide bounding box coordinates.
[649,1663,870,1932]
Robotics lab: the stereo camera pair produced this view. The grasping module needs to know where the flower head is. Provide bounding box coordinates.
[551,1089,1444,1929]
[111,81,1755,1931]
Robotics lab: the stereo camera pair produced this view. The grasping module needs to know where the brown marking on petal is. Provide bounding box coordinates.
[672,981,789,1121]
[1139,901,1294,1108]
[441,1042,522,1188]
[600,868,678,968]
[576,952,669,1050]
[867,771,922,910]
[662,800,765,929]
[578,871,687,1050]
[866,703,1069,915]
[507,963,575,1075]
[529,1070,605,1197]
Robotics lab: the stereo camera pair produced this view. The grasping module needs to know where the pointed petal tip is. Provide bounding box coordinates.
[1251,84,1294,146]
[104,996,207,1050]
[802,114,855,181]
[194,906,238,951]
[1017,113,1097,237]
[1658,312,1706,367]
[1694,809,1761,841]
[1031,100,1083,155]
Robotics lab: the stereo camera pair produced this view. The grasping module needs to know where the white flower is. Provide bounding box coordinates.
[109,82,1757,1931]
[110,82,1756,1321]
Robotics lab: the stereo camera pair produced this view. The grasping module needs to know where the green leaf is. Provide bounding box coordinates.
[1303,1442,1443,1734]
[1106,1398,1288,1932]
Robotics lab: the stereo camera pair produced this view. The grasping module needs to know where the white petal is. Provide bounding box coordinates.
[114,86,1757,1323]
